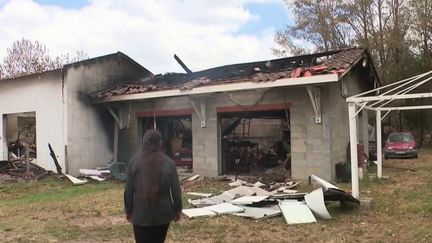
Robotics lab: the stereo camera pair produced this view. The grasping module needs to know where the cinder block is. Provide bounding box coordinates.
[360,197,374,209]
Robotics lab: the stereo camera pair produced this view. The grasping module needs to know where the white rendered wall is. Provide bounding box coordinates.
[0,70,66,172]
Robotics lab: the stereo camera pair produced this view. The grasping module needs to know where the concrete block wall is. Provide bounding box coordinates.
[289,86,332,180]
[117,86,338,180]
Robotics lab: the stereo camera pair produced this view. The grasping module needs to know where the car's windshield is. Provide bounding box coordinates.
[388,133,414,142]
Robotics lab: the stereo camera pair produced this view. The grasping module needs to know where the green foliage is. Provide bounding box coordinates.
[275,0,432,133]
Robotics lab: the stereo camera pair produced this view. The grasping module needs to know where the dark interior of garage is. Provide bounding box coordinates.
[141,115,193,167]
[219,109,290,175]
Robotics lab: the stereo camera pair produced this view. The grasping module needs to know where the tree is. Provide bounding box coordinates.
[274,0,432,144]
[273,0,354,56]
[274,0,416,84]
[0,39,87,79]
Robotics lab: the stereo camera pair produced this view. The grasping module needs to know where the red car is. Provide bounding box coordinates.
[384,132,418,159]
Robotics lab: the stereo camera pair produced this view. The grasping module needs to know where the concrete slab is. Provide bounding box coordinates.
[360,197,374,209]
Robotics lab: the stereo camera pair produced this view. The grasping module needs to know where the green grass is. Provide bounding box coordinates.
[2,150,432,242]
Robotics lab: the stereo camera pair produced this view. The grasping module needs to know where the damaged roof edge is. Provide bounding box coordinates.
[94,73,339,103]
[0,51,153,82]
[64,51,154,77]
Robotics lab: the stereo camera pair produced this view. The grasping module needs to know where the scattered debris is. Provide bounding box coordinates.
[230,196,269,205]
[187,192,213,198]
[79,169,110,177]
[65,174,88,185]
[304,188,332,220]
[205,203,245,215]
[89,176,105,182]
[253,181,266,187]
[310,174,360,205]
[279,201,317,224]
[229,179,247,187]
[234,205,281,219]
[186,174,200,181]
[182,208,217,219]
[183,174,360,224]
[0,158,48,182]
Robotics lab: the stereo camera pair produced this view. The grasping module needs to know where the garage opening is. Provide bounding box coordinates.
[141,114,193,168]
[3,112,37,159]
[219,109,290,175]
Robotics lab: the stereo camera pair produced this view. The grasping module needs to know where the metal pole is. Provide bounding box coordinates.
[348,102,359,199]
[376,110,382,178]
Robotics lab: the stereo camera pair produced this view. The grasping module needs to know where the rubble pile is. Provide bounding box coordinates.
[0,159,48,183]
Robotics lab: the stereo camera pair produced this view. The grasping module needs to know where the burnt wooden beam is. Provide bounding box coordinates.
[48,143,63,175]
[174,54,192,74]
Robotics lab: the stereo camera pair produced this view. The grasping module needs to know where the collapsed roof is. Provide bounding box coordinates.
[91,48,377,100]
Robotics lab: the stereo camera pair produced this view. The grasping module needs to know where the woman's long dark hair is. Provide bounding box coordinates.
[140,129,164,206]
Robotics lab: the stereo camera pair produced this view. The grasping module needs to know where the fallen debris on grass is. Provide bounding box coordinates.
[279,201,317,224]
[65,174,88,185]
[304,188,332,220]
[182,174,360,225]
[0,159,48,183]
[234,205,281,219]
[186,192,212,198]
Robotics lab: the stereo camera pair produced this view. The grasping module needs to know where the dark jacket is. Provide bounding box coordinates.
[124,153,182,226]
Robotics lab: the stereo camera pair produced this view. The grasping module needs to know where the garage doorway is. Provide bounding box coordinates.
[140,114,193,168]
[218,108,290,175]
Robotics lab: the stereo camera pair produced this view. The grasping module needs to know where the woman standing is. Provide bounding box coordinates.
[124,130,182,243]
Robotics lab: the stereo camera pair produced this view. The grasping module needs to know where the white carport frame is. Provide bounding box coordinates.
[346,70,432,199]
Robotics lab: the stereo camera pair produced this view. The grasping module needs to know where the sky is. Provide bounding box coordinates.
[0,0,292,73]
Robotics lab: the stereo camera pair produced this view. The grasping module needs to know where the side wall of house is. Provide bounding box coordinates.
[0,71,66,172]
[328,66,374,179]
[65,57,148,175]
[118,85,335,180]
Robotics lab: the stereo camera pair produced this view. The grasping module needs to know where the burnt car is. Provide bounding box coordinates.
[384,132,418,159]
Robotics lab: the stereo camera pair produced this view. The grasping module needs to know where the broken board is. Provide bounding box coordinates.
[234,206,281,219]
[65,174,87,185]
[230,196,269,205]
[279,201,317,225]
[304,188,332,220]
[182,208,216,218]
[205,203,244,215]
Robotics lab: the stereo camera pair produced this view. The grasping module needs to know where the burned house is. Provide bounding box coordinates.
[0,52,152,175]
[92,48,379,181]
